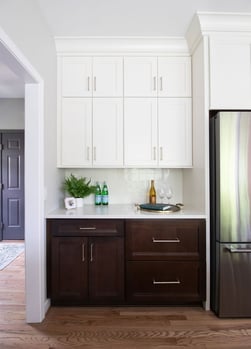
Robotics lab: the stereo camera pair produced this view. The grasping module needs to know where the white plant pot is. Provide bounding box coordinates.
[75,198,84,207]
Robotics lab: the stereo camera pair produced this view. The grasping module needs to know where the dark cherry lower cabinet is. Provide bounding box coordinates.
[47,218,206,306]
[126,219,206,305]
[47,219,124,305]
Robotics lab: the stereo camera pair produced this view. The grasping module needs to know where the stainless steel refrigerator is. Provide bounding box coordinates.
[210,111,251,317]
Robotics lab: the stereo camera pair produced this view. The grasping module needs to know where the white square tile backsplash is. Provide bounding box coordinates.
[64,168,183,205]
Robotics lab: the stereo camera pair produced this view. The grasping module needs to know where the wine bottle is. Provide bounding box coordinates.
[95,182,102,205]
[101,181,109,205]
[149,179,156,204]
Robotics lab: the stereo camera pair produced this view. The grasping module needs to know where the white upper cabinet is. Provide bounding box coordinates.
[92,57,123,97]
[56,38,192,168]
[58,98,123,168]
[60,56,123,97]
[158,98,192,167]
[124,57,158,97]
[209,36,251,109]
[92,98,123,167]
[124,98,158,167]
[124,56,191,97]
[59,98,92,167]
[158,57,191,97]
[124,98,192,167]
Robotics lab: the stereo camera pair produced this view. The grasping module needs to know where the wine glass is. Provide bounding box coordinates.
[166,186,173,203]
[158,187,165,203]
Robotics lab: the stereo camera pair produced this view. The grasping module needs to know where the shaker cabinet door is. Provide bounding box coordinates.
[158,98,192,167]
[93,98,123,167]
[124,98,158,167]
[60,57,92,97]
[124,57,158,97]
[89,237,125,304]
[158,57,191,97]
[92,57,123,97]
[58,98,92,167]
[51,237,88,304]
[210,37,251,109]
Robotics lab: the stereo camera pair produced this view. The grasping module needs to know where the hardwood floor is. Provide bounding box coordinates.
[1,252,251,348]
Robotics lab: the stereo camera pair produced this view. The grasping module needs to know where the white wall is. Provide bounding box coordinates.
[0,98,24,129]
[0,0,62,214]
[0,0,61,322]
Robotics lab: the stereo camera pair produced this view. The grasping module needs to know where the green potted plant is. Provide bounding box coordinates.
[63,174,96,207]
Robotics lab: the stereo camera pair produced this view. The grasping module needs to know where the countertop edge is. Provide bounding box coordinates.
[46,204,207,220]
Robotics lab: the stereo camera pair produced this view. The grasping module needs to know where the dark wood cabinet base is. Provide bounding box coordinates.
[47,218,206,306]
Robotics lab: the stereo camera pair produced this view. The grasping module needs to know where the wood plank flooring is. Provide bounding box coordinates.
[1,251,251,348]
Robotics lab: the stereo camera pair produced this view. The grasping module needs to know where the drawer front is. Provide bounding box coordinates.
[126,219,205,260]
[49,219,124,237]
[126,261,205,304]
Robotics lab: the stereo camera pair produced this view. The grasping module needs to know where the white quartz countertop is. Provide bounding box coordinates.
[46,204,206,219]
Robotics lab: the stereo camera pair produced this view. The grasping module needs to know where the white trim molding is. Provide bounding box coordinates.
[55,36,190,56]
[186,12,251,53]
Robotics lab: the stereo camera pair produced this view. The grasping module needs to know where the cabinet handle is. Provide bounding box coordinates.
[153,279,180,285]
[160,77,163,91]
[227,247,251,253]
[93,146,96,161]
[87,146,90,161]
[153,76,157,91]
[153,147,156,160]
[93,76,96,91]
[82,243,85,262]
[87,76,90,91]
[90,243,94,262]
[80,227,96,230]
[152,237,180,243]
[160,147,163,161]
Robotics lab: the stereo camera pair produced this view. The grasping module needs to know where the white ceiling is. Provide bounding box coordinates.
[36,0,251,37]
[0,61,25,98]
[1,0,251,98]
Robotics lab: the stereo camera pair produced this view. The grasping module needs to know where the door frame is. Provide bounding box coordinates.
[0,27,47,322]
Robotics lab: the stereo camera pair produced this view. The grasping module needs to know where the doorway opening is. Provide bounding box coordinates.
[0,26,46,323]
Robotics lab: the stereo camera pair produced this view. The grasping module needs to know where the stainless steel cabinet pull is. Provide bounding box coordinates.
[93,146,96,161]
[152,237,180,243]
[82,243,85,262]
[160,147,163,161]
[153,76,157,91]
[153,147,156,160]
[93,76,96,91]
[80,227,96,230]
[160,77,163,91]
[87,76,90,91]
[227,247,251,253]
[153,279,180,285]
[90,243,94,262]
[87,146,90,161]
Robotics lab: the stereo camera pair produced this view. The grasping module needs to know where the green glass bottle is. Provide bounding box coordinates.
[95,182,102,205]
[101,181,109,205]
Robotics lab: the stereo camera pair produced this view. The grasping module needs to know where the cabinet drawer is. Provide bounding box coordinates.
[49,219,124,237]
[126,219,205,260]
[126,261,205,304]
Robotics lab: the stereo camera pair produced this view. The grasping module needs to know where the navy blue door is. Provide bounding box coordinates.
[1,132,24,240]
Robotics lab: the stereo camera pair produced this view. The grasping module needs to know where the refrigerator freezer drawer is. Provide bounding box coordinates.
[214,243,251,317]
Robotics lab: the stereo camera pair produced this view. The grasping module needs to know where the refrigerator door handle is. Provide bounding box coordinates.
[227,246,251,253]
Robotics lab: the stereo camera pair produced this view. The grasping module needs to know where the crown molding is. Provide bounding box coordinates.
[54,36,190,55]
[186,12,251,53]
